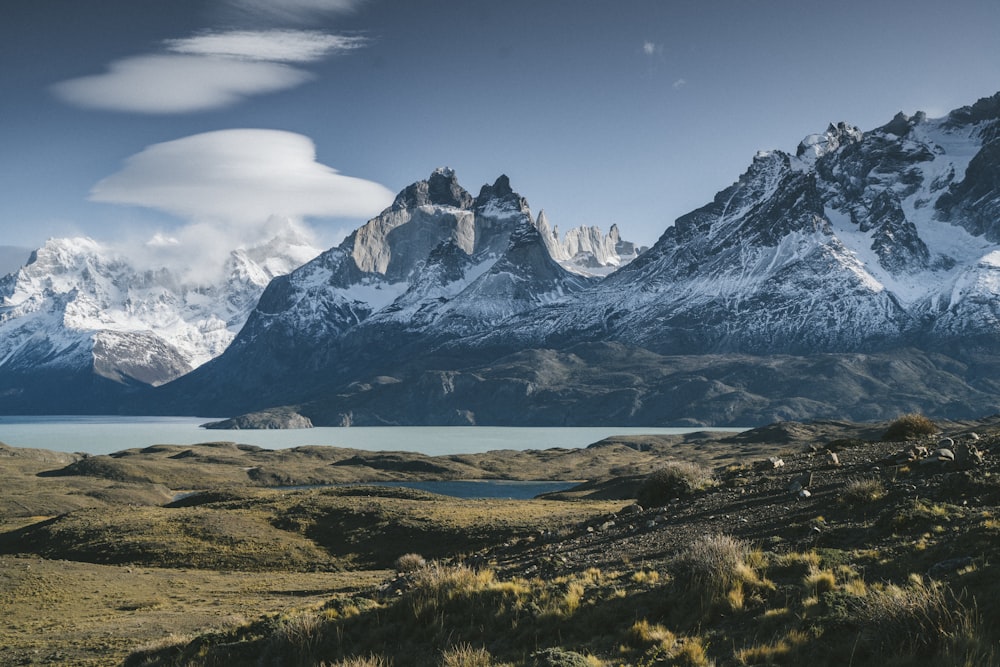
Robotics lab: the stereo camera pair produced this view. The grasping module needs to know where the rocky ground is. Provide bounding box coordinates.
[486,421,999,581]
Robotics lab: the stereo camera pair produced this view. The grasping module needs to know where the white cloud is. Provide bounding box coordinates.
[673,78,687,89]
[642,41,656,57]
[51,54,311,113]
[90,129,394,224]
[165,29,366,63]
[223,0,366,24]
[52,27,367,114]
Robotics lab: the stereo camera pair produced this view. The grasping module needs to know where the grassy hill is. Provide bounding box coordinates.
[1,417,999,665]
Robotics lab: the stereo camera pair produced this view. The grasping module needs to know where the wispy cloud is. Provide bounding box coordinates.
[52,28,366,114]
[165,29,366,62]
[222,0,367,24]
[642,41,657,57]
[90,129,394,223]
[673,78,687,90]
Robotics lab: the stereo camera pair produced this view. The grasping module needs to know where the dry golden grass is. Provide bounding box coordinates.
[0,555,385,666]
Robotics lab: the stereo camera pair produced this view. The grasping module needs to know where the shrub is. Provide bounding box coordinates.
[673,534,753,596]
[262,611,326,665]
[637,462,714,507]
[325,657,393,667]
[803,566,837,596]
[672,636,712,667]
[850,576,981,659]
[394,552,427,572]
[882,413,937,442]
[440,643,494,667]
[671,534,770,620]
[408,563,496,619]
[841,477,886,506]
[626,619,676,648]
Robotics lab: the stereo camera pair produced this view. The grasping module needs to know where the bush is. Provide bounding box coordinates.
[882,413,937,442]
[673,534,753,598]
[394,553,426,573]
[841,477,886,505]
[440,643,494,667]
[671,534,770,622]
[637,461,714,507]
[850,576,982,659]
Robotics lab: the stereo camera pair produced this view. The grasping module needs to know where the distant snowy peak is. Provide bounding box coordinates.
[535,210,645,277]
[796,122,864,162]
[0,222,319,386]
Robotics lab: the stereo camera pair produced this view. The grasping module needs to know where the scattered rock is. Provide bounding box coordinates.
[826,451,840,467]
[787,471,813,493]
[929,448,955,463]
[954,442,984,469]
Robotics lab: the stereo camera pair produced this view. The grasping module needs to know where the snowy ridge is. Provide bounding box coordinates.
[463,92,1000,355]
[536,210,644,277]
[0,220,319,387]
[218,171,602,352]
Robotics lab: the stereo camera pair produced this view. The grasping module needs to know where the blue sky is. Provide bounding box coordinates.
[3,0,1000,256]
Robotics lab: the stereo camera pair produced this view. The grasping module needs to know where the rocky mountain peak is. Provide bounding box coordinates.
[796,122,863,161]
[474,175,530,216]
[391,167,473,211]
[876,111,928,137]
[945,90,1000,128]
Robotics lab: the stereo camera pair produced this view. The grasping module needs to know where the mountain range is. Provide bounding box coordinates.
[5,92,1000,424]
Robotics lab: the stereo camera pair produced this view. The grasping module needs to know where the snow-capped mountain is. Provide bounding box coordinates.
[536,212,645,277]
[472,92,1000,355]
[0,221,318,411]
[164,91,1000,425]
[10,91,1000,424]
[163,169,632,412]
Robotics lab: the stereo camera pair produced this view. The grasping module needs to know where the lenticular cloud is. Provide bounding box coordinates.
[90,129,394,223]
[51,28,366,114]
[51,54,309,114]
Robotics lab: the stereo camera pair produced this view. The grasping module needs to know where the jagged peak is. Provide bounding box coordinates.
[796,122,863,161]
[945,90,1000,127]
[474,175,530,216]
[390,167,473,211]
[876,111,928,137]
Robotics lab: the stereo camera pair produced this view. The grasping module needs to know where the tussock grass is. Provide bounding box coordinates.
[850,576,982,659]
[671,534,772,619]
[325,657,393,667]
[440,643,495,667]
[637,462,714,507]
[394,552,427,573]
[882,413,937,442]
[842,477,887,505]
